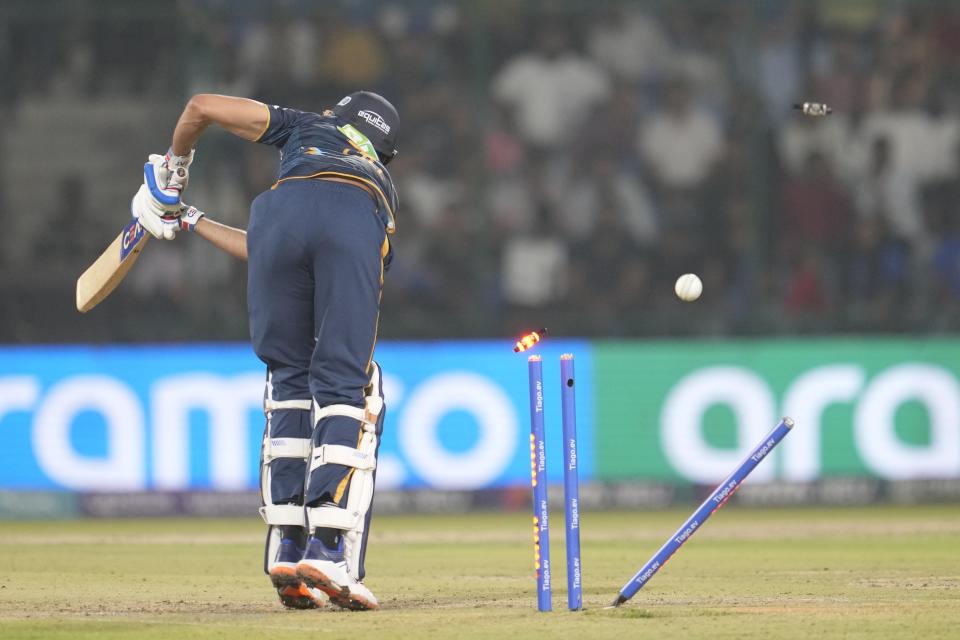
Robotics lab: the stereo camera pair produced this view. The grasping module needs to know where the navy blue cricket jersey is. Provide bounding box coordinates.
[256,105,399,233]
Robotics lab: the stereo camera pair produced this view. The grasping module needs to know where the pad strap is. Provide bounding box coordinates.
[264,398,312,412]
[308,443,377,473]
[263,437,312,463]
[306,504,360,530]
[259,503,305,526]
[314,403,366,423]
[313,399,383,431]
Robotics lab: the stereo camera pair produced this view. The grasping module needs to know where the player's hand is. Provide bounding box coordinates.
[131,184,178,240]
[143,154,183,212]
[164,147,195,193]
[142,149,194,211]
[178,204,205,231]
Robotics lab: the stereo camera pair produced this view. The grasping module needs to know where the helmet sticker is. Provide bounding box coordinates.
[357,110,391,134]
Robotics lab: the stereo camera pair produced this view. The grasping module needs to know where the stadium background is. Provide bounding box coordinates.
[2,0,960,515]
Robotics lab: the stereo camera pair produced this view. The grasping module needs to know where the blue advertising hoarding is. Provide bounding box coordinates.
[0,342,595,492]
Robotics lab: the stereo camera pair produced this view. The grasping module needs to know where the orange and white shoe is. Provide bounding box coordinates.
[275,581,327,610]
[270,539,326,609]
[296,537,379,611]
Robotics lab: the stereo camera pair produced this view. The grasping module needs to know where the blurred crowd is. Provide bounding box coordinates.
[3,0,960,341]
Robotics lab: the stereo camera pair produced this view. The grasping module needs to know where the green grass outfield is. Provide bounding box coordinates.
[1,505,958,639]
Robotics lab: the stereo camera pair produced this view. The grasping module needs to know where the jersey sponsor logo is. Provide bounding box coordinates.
[357,110,391,134]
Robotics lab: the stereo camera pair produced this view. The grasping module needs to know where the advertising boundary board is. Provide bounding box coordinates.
[1,339,959,492]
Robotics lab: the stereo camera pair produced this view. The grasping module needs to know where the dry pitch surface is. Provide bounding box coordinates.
[1,505,958,639]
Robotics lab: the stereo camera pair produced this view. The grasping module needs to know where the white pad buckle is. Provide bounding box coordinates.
[309,443,377,473]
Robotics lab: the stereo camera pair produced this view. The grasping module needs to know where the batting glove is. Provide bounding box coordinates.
[143,154,183,212]
[178,204,205,232]
[131,184,178,240]
[142,149,194,211]
[164,147,195,193]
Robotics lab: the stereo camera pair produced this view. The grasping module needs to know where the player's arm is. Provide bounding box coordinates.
[195,218,247,261]
[137,95,269,240]
[171,94,270,155]
[180,205,247,261]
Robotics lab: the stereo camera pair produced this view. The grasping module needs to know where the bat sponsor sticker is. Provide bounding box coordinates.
[120,219,145,262]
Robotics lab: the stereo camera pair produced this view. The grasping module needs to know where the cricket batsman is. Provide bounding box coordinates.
[129,91,400,611]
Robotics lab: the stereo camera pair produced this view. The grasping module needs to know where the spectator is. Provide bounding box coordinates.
[5,1,960,341]
[569,205,643,332]
[319,19,386,91]
[851,136,916,241]
[812,32,862,115]
[756,14,802,124]
[492,25,611,150]
[858,72,957,243]
[780,150,854,252]
[844,217,910,330]
[638,79,724,193]
[784,249,829,315]
[34,176,100,271]
[778,92,867,180]
[927,191,960,330]
[587,7,671,83]
[500,200,569,308]
[555,156,658,245]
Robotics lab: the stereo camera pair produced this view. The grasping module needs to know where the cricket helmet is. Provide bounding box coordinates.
[333,91,400,164]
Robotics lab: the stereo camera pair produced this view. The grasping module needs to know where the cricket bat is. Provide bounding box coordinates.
[75,218,149,313]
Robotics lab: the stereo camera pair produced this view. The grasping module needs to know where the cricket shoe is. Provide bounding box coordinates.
[296,537,379,611]
[270,538,326,609]
[276,582,327,610]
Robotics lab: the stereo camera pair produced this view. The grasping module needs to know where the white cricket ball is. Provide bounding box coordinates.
[675,273,702,302]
